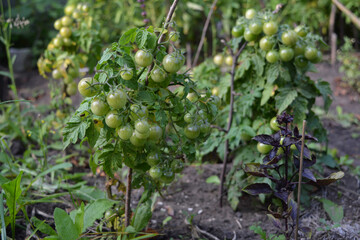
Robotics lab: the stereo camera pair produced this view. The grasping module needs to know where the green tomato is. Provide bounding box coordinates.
[263,21,278,36]
[259,36,275,51]
[257,142,273,154]
[184,113,193,123]
[63,38,72,47]
[130,104,148,120]
[120,69,133,80]
[106,89,127,109]
[130,132,146,147]
[293,41,305,56]
[310,50,322,63]
[279,47,294,62]
[169,31,179,42]
[82,4,89,12]
[91,98,109,116]
[105,110,122,128]
[291,144,297,151]
[162,53,184,73]
[186,92,198,103]
[244,28,256,42]
[266,50,279,63]
[199,120,211,134]
[270,117,280,131]
[52,69,62,79]
[61,16,73,26]
[171,159,184,173]
[149,166,162,179]
[232,25,244,38]
[53,37,63,48]
[147,152,161,166]
[135,50,153,67]
[54,19,62,30]
[78,77,97,97]
[72,10,82,19]
[241,132,252,141]
[149,124,163,141]
[68,67,78,78]
[249,21,263,35]
[294,55,308,68]
[117,125,133,140]
[160,170,175,184]
[104,209,116,221]
[66,82,77,96]
[151,67,167,83]
[134,129,150,139]
[213,54,224,66]
[135,119,150,134]
[184,124,200,139]
[60,27,72,38]
[64,5,75,16]
[245,9,256,19]
[304,46,318,61]
[281,30,298,46]
[225,56,233,66]
[294,25,307,37]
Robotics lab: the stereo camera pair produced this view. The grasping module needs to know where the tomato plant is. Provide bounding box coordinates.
[195,8,332,209]
[62,18,218,234]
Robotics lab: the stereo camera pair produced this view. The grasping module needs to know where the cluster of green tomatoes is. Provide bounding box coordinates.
[37,2,91,97]
[256,116,296,154]
[231,9,322,67]
[77,46,219,183]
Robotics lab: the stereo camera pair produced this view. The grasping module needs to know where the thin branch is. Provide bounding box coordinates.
[192,0,219,67]
[211,124,227,133]
[125,168,133,227]
[219,41,247,207]
[145,0,180,85]
[295,120,306,240]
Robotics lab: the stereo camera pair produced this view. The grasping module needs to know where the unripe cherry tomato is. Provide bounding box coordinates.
[91,98,109,116]
[106,89,127,109]
[249,20,263,35]
[66,82,77,96]
[263,21,278,36]
[266,50,279,63]
[151,67,167,82]
[60,27,72,38]
[135,119,150,134]
[270,117,280,131]
[245,9,256,19]
[279,47,294,62]
[105,110,122,128]
[171,159,184,173]
[184,124,200,139]
[244,28,256,42]
[54,19,62,30]
[162,53,184,73]
[135,50,153,67]
[225,56,233,66]
[213,54,224,66]
[147,152,161,166]
[259,36,275,51]
[117,125,133,140]
[257,142,272,154]
[78,77,98,97]
[61,16,73,26]
[232,25,245,38]
[149,166,162,179]
[120,69,133,80]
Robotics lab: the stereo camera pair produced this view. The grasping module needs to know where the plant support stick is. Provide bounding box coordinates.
[295,120,306,240]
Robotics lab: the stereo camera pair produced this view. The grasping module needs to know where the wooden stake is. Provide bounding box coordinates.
[295,120,306,240]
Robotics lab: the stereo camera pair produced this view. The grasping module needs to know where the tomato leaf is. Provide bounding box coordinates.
[119,28,137,45]
[54,208,79,240]
[275,88,298,114]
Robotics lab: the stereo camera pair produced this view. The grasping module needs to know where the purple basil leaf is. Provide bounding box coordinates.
[294,155,317,169]
[272,132,281,143]
[288,199,298,221]
[243,163,267,177]
[302,168,317,182]
[266,154,282,165]
[262,155,270,164]
[274,190,289,203]
[268,147,278,160]
[267,214,282,229]
[295,142,311,159]
[305,134,318,142]
[294,127,299,137]
[242,183,273,195]
[253,134,275,145]
[283,137,298,147]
